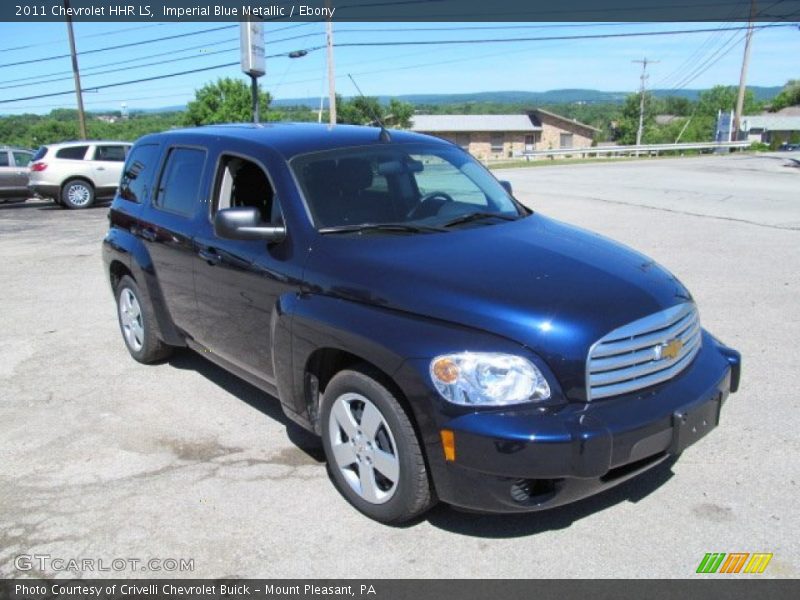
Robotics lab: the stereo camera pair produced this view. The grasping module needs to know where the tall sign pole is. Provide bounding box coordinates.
[733,0,757,140]
[64,0,87,139]
[240,21,265,124]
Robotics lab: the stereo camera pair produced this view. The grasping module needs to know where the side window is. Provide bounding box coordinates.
[93,145,128,162]
[0,152,9,167]
[154,147,206,216]
[213,155,280,224]
[411,154,487,206]
[56,145,88,160]
[13,152,32,167]
[119,143,160,203]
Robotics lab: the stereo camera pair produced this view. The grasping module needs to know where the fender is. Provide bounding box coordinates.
[285,292,544,433]
[102,227,185,347]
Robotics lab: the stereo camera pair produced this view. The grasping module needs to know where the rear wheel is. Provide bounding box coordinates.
[61,179,95,209]
[321,367,434,524]
[114,275,172,364]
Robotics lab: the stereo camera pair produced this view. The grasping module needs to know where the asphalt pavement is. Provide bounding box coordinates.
[0,151,797,578]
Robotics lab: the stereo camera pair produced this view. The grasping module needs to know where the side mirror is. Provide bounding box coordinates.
[499,180,513,195]
[214,206,286,242]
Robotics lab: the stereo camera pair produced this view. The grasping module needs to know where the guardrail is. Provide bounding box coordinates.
[516,141,751,160]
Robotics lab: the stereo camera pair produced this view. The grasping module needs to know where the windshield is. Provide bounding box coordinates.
[291,143,525,231]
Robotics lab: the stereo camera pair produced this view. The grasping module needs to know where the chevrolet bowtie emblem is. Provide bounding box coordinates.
[656,338,683,361]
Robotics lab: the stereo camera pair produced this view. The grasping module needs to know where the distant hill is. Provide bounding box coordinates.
[270,87,783,108]
[80,86,784,114]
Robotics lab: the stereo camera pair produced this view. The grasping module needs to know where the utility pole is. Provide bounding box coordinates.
[733,0,757,140]
[325,2,336,125]
[64,0,87,140]
[632,58,658,149]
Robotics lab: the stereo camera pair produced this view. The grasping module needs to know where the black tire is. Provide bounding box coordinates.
[320,366,434,524]
[114,275,172,364]
[61,179,95,209]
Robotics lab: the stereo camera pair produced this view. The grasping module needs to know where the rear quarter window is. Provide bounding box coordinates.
[56,145,89,160]
[119,143,161,203]
[93,145,129,162]
[13,152,33,167]
[31,146,48,161]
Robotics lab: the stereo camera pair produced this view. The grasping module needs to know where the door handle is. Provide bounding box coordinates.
[96,166,106,171]
[140,227,157,242]
[198,248,222,266]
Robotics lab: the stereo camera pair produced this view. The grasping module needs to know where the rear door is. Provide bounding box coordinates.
[0,151,18,198]
[138,144,210,335]
[91,144,129,193]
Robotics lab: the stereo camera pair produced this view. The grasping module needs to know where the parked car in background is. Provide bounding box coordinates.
[0,146,34,203]
[29,141,131,209]
[103,124,741,524]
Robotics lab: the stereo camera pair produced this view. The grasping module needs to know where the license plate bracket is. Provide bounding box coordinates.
[671,394,722,454]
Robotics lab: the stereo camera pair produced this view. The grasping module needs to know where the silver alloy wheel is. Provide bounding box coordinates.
[328,392,400,504]
[118,287,144,352]
[66,183,91,206]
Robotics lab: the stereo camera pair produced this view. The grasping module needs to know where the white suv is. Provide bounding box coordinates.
[29,141,132,209]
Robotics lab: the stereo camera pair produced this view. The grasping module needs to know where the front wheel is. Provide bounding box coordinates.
[61,179,95,209]
[321,367,434,524]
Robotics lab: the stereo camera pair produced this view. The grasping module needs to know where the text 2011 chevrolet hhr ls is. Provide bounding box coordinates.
[102,124,741,523]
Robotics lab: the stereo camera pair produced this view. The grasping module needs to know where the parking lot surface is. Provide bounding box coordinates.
[1,152,798,578]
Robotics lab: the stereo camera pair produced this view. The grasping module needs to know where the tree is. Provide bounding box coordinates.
[335,95,415,128]
[696,85,760,117]
[615,92,657,145]
[769,80,800,112]
[183,77,271,126]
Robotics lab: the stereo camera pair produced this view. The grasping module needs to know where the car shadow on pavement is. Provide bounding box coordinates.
[0,199,112,210]
[423,455,678,537]
[166,349,326,463]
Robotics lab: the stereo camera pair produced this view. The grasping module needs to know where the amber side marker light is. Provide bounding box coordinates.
[440,429,456,462]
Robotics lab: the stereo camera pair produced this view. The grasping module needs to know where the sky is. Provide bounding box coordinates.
[0,20,797,115]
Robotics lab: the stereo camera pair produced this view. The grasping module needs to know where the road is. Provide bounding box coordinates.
[0,152,798,578]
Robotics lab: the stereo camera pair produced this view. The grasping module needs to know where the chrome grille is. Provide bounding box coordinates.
[587,303,702,400]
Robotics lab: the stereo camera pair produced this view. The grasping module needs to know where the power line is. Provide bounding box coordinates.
[0,26,323,89]
[326,23,794,49]
[0,24,238,69]
[1,22,795,106]
[0,22,167,53]
[668,30,747,90]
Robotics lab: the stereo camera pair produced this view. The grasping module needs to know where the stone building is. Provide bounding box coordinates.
[410,109,599,160]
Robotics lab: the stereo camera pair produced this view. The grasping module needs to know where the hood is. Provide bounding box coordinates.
[306,214,691,400]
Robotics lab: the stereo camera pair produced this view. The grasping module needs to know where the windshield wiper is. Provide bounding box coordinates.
[442,212,520,228]
[319,222,447,235]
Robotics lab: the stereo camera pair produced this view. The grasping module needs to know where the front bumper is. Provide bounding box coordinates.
[401,331,740,513]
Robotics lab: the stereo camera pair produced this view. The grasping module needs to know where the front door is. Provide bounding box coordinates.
[192,153,293,383]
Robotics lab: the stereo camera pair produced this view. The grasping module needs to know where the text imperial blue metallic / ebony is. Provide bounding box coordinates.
[102,123,741,523]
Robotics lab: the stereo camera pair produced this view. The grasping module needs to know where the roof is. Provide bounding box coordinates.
[45,140,133,147]
[141,123,443,159]
[765,105,800,116]
[528,108,601,133]
[741,115,800,131]
[410,114,541,133]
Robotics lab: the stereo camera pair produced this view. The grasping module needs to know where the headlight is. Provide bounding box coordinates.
[430,352,551,406]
